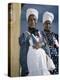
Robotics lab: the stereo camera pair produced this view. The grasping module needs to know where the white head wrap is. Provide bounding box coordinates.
[43,11,54,23]
[26,8,38,21]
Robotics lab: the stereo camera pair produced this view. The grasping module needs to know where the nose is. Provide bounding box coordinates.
[30,19,35,25]
[32,19,35,23]
[47,23,51,27]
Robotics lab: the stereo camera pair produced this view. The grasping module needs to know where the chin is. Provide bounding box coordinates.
[31,26,36,28]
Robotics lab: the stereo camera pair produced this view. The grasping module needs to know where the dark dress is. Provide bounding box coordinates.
[41,30,59,74]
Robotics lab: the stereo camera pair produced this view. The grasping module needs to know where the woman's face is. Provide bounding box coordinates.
[43,20,52,31]
[28,14,37,28]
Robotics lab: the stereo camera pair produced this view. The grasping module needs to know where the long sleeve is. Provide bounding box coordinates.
[19,32,29,75]
[19,33,26,46]
[53,36,59,48]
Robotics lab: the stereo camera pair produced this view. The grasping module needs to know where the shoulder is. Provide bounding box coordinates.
[20,31,28,38]
[19,33,25,39]
[51,32,58,40]
[40,31,45,36]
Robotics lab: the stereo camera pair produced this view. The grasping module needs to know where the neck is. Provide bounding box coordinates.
[44,29,50,33]
[28,27,38,35]
[28,27,36,31]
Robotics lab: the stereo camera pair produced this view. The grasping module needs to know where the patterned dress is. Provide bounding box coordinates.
[41,30,59,74]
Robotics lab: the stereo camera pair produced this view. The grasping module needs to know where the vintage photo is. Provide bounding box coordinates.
[8,3,59,77]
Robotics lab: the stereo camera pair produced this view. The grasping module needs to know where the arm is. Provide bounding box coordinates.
[19,33,29,75]
[53,36,59,48]
[19,33,26,46]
